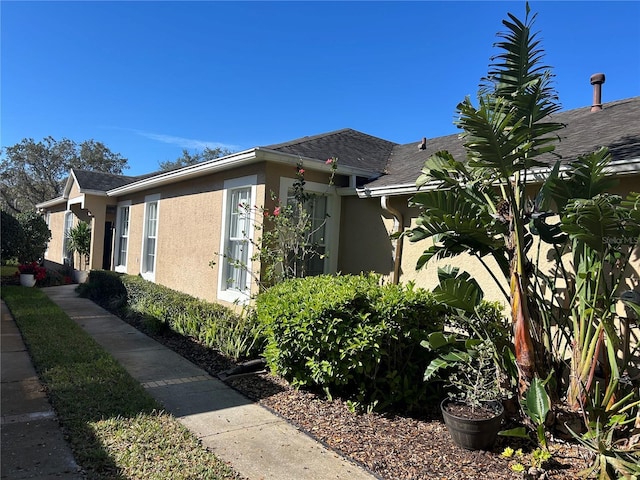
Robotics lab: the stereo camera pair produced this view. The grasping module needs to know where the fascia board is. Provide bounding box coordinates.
[357,183,432,198]
[357,157,640,199]
[36,196,67,209]
[106,147,380,197]
[80,189,108,196]
[107,149,259,196]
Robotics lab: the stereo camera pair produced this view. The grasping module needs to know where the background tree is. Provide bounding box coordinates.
[159,146,233,171]
[1,210,25,262]
[0,136,128,213]
[17,211,52,263]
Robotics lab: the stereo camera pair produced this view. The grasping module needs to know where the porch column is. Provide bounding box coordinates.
[89,208,106,270]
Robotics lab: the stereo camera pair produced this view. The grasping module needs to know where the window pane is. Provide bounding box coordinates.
[117,206,129,266]
[226,239,248,291]
[285,192,328,277]
[224,187,251,293]
[118,237,128,265]
[143,201,158,274]
[63,213,73,262]
[230,189,250,239]
[121,206,129,235]
[146,203,157,236]
[145,238,156,273]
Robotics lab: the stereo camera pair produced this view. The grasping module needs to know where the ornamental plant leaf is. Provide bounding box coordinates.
[523,376,550,426]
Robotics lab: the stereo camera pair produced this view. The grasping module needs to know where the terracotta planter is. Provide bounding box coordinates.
[441,399,504,451]
[19,273,36,287]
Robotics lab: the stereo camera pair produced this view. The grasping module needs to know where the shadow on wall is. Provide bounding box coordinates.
[338,197,394,277]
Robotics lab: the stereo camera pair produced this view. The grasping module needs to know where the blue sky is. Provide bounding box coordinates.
[2,1,639,176]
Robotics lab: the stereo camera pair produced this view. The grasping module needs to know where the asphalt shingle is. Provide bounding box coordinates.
[365,96,640,189]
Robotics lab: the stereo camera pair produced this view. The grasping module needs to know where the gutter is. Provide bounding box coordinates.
[358,157,640,198]
[107,147,378,197]
[381,195,403,285]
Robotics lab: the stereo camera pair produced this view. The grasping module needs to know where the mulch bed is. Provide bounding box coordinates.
[125,317,593,480]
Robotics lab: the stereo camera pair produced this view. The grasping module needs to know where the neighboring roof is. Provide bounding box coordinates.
[261,128,397,174]
[71,169,143,192]
[361,96,640,194]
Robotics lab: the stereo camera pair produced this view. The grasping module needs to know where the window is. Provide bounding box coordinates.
[141,194,160,280]
[114,202,131,272]
[287,191,328,276]
[63,211,73,265]
[279,177,340,277]
[218,176,256,303]
[44,212,51,256]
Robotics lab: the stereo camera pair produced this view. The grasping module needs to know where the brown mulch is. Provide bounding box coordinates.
[127,319,593,480]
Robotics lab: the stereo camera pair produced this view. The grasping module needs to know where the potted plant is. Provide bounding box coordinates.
[66,221,91,283]
[438,339,508,450]
[17,261,47,287]
[422,268,512,451]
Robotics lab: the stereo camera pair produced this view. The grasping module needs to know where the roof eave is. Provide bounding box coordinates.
[107,147,381,197]
[357,157,640,198]
[107,148,260,196]
[36,196,67,210]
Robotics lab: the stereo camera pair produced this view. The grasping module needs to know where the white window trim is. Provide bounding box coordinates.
[140,194,160,282]
[279,177,341,275]
[44,212,51,257]
[62,211,73,265]
[114,200,131,273]
[217,175,257,304]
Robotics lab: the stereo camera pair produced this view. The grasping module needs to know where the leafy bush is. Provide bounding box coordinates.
[78,270,128,309]
[78,271,264,360]
[16,211,51,263]
[256,274,448,411]
[1,210,25,262]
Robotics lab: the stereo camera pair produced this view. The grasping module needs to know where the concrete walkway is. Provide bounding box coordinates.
[3,284,378,480]
[1,299,84,479]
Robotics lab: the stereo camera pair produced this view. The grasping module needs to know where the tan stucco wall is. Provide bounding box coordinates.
[113,164,268,306]
[386,173,640,308]
[43,203,68,266]
[338,195,395,278]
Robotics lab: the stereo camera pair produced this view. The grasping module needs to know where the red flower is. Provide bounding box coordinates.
[326,158,333,164]
[17,262,47,282]
[273,206,281,216]
[298,168,305,175]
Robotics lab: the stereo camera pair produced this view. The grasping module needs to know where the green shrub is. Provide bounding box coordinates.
[78,270,128,310]
[1,210,24,262]
[16,211,51,263]
[256,274,448,411]
[78,271,264,360]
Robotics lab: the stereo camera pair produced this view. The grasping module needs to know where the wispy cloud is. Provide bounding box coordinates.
[133,129,242,151]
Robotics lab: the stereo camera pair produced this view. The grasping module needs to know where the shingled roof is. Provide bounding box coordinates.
[262,128,397,174]
[363,96,640,191]
[58,97,640,200]
[71,169,143,191]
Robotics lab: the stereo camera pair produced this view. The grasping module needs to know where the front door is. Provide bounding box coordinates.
[102,221,113,269]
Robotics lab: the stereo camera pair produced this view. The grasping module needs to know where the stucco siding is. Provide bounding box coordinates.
[43,204,68,265]
[112,166,268,304]
[338,196,395,278]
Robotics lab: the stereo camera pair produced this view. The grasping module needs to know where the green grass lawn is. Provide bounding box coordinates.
[1,286,243,480]
[1,265,18,276]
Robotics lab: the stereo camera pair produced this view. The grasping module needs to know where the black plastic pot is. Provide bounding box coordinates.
[440,399,504,451]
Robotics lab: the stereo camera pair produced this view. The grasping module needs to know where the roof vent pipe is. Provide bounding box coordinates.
[419,137,427,150]
[590,73,606,112]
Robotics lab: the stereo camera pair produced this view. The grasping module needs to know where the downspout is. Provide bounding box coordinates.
[381,195,403,285]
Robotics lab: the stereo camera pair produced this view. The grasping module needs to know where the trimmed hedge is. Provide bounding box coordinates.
[78,271,264,360]
[256,274,448,412]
